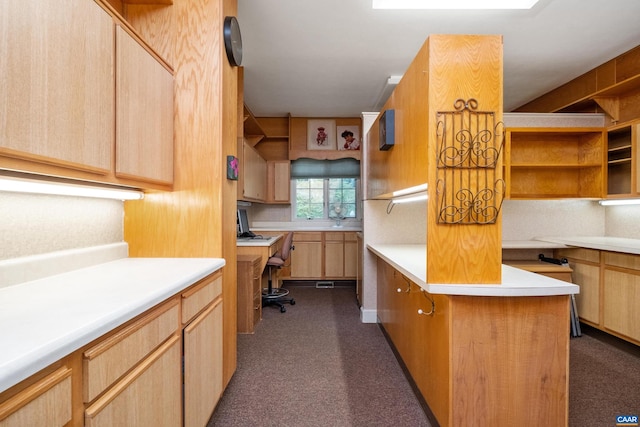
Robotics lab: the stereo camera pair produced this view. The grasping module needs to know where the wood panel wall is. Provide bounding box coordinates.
[122,0,238,386]
[367,35,503,284]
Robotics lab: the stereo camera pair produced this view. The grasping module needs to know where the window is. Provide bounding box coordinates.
[293,178,358,220]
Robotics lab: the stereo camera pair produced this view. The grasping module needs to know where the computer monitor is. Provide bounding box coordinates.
[237,209,255,238]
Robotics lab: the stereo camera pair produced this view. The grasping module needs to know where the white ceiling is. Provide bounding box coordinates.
[237,0,640,118]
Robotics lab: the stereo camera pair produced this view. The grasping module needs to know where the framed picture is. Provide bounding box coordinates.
[337,125,361,151]
[307,120,336,150]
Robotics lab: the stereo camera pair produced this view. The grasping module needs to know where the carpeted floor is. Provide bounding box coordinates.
[209,286,640,427]
[208,285,430,427]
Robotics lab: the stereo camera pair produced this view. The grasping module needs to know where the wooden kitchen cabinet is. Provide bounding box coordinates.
[115,25,174,186]
[241,141,267,202]
[554,248,601,325]
[289,231,358,281]
[602,252,640,343]
[290,232,323,279]
[84,336,182,427]
[237,255,262,333]
[0,366,73,427]
[0,0,114,177]
[505,127,606,199]
[267,160,291,203]
[183,300,223,427]
[606,121,640,197]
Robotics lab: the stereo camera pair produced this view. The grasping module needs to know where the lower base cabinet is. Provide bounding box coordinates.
[377,260,570,427]
[0,367,73,427]
[0,270,224,427]
[85,336,182,427]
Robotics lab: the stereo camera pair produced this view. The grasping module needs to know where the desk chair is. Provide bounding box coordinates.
[262,232,296,313]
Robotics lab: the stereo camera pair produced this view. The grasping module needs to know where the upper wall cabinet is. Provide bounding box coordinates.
[607,121,640,197]
[0,0,174,190]
[0,0,115,176]
[115,25,174,186]
[505,127,606,199]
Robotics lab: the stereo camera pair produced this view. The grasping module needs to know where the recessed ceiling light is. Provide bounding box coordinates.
[373,0,539,9]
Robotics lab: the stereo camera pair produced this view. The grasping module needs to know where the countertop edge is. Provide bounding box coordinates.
[0,257,226,394]
[367,244,578,297]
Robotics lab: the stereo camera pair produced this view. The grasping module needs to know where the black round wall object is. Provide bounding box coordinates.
[223,16,243,66]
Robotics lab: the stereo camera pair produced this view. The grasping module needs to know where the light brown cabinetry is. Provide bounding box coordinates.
[0,0,114,176]
[267,160,291,203]
[289,231,358,280]
[607,122,639,196]
[0,0,174,190]
[290,232,323,279]
[554,248,601,325]
[0,366,73,427]
[241,141,267,202]
[377,259,570,427]
[115,25,174,185]
[555,247,640,345]
[505,127,606,199]
[237,255,262,334]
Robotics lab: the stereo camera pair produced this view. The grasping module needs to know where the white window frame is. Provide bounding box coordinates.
[291,178,360,222]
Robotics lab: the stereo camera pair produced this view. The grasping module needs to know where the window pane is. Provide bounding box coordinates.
[294,178,358,220]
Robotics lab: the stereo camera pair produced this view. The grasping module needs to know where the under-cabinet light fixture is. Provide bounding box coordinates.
[0,176,144,200]
[391,193,429,204]
[598,198,640,206]
[373,0,539,9]
[392,183,428,198]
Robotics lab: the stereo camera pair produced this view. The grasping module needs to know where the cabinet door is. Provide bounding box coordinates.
[184,299,223,427]
[85,336,182,427]
[325,241,345,278]
[242,142,267,201]
[571,261,600,325]
[0,367,72,427]
[344,233,358,279]
[267,160,290,203]
[603,269,640,342]
[115,25,174,185]
[0,0,114,175]
[290,241,322,278]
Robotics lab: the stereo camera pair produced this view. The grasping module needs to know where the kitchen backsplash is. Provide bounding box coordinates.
[0,193,123,260]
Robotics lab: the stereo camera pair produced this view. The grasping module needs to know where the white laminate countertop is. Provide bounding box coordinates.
[236,235,282,247]
[367,244,579,297]
[534,236,640,255]
[0,257,225,393]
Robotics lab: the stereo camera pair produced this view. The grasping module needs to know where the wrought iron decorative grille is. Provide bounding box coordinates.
[435,99,505,225]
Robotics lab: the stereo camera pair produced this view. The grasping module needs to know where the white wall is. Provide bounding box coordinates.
[605,205,640,238]
[0,193,123,260]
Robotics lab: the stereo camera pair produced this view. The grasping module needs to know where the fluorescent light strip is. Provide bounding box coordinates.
[373,0,539,9]
[392,183,428,197]
[0,177,144,200]
[391,193,428,204]
[598,199,640,206]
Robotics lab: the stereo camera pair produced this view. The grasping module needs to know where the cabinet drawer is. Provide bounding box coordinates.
[85,336,182,427]
[83,300,179,403]
[603,252,640,270]
[344,232,358,242]
[295,232,322,241]
[182,272,222,324]
[555,248,600,264]
[325,232,344,241]
[0,367,72,427]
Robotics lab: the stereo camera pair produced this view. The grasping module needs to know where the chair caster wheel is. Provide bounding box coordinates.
[280,306,286,313]
[290,299,296,305]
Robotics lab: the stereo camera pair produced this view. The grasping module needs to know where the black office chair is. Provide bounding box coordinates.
[262,232,296,313]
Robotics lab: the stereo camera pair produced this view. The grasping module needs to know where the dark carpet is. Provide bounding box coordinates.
[209,286,640,427]
[208,285,430,427]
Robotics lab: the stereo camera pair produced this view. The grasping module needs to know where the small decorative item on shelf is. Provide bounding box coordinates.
[435,99,505,225]
[307,120,337,150]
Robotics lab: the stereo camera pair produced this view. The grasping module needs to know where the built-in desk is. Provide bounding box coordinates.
[236,235,283,273]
